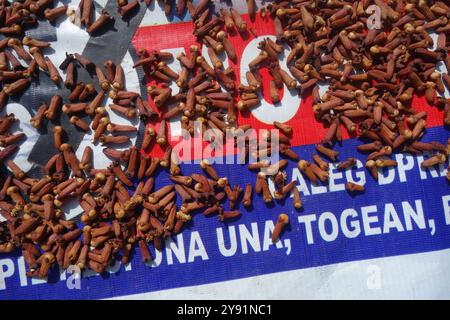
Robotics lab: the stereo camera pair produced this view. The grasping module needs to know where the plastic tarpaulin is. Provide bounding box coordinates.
[0,0,449,300]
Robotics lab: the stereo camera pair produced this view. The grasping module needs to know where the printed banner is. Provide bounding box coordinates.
[0,1,449,300]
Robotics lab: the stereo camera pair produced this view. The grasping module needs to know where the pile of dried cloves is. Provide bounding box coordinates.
[0,0,449,280]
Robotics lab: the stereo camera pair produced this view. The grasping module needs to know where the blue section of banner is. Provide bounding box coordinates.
[1,126,449,300]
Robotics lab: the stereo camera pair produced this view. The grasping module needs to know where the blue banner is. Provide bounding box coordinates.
[1,126,449,300]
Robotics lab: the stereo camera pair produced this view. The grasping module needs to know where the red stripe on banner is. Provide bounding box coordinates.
[132,14,445,159]
[133,20,197,58]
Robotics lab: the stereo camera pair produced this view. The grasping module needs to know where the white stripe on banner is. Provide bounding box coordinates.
[110,248,450,300]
